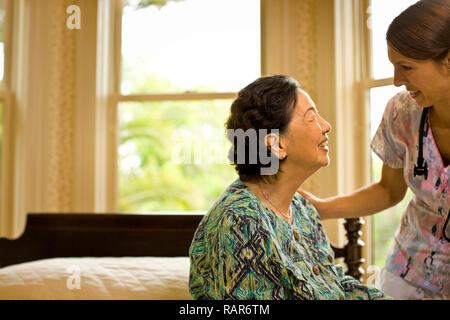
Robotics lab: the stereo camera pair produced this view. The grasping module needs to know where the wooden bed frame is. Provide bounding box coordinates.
[0,213,365,281]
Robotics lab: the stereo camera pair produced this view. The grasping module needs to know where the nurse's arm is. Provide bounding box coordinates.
[299,164,407,220]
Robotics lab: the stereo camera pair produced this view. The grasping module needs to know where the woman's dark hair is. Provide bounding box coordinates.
[386,0,450,61]
[225,75,300,181]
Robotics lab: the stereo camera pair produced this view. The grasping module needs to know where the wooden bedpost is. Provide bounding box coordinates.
[344,218,365,281]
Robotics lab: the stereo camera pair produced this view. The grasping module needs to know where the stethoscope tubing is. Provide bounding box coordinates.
[414,107,449,242]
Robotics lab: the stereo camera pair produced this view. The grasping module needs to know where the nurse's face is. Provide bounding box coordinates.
[388,46,450,108]
[281,89,331,170]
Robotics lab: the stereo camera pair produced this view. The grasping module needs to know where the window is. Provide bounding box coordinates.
[118,0,261,212]
[364,0,418,267]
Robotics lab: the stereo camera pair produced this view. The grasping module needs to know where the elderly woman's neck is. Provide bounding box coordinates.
[244,172,311,215]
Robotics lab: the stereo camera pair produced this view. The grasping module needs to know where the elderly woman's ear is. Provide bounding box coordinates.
[265,133,287,160]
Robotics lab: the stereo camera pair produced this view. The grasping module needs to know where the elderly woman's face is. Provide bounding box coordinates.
[282,89,331,170]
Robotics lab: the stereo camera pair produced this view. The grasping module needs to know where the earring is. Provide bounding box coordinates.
[281,154,287,160]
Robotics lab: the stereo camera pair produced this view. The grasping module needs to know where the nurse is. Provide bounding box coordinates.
[299,0,449,299]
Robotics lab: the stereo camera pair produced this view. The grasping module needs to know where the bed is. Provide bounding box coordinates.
[0,213,364,300]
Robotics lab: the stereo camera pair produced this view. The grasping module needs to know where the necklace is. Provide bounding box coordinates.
[258,182,292,220]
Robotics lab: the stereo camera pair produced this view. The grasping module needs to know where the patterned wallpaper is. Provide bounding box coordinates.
[293,0,318,102]
[45,0,78,211]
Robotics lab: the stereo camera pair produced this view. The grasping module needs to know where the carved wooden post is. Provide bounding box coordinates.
[343,218,365,281]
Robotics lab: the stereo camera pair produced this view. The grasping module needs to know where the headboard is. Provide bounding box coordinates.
[0,213,364,281]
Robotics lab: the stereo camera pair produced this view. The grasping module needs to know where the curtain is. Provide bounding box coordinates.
[0,0,81,238]
[45,0,78,212]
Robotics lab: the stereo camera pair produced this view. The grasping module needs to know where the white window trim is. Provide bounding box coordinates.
[95,0,121,212]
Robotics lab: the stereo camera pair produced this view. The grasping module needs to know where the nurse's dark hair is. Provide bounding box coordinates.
[225,75,299,182]
[386,0,450,61]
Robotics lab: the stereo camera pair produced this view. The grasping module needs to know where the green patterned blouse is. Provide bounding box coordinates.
[189,179,391,300]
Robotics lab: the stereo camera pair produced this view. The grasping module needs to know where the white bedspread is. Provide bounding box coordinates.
[0,257,192,300]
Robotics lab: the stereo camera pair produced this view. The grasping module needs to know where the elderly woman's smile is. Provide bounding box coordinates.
[318,139,329,150]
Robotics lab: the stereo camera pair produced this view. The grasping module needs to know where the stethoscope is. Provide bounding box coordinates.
[413,107,430,179]
[414,107,449,242]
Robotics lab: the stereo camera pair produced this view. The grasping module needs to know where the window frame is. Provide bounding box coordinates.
[361,0,395,89]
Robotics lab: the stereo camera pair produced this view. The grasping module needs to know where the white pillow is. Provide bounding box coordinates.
[0,256,192,300]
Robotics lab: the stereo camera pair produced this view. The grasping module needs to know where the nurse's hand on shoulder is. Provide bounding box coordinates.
[297,189,326,215]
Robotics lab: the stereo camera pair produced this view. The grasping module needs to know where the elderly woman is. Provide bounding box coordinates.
[189,75,390,300]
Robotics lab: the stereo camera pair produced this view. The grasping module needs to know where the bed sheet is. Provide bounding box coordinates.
[0,256,192,300]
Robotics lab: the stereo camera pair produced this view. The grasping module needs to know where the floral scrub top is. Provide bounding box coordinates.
[371,91,450,298]
[189,179,390,300]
